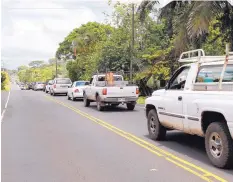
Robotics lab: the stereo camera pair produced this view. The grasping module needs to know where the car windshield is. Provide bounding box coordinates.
[56,79,71,84]
[76,81,89,86]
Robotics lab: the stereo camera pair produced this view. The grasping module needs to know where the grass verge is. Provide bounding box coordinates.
[137,96,146,104]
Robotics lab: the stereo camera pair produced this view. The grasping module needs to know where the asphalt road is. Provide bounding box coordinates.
[2,85,233,182]
[1,90,9,113]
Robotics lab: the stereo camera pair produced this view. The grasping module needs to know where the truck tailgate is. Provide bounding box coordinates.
[106,86,138,97]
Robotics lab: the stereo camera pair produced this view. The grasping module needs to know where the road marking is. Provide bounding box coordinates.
[45,96,227,182]
[1,89,11,122]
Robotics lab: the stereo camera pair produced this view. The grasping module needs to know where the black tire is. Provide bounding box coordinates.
[96,96,104,111]
[65,93,67,96]
[83,94,90,107]
[67,94,71,100]
[52,91,56,96]
[71,94,76,101]
[126,103,135,110]
[50,91,53,95]
[147,109,166,141]
[111,104,119,108]
[205,122,233,169]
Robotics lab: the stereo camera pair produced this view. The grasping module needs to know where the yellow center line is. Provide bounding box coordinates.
[45,96,227,182]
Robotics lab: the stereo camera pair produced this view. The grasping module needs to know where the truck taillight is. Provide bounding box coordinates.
[136,88,139,94]
[102,88,107,95]
[54,84,56,88]
[74,89,79,93]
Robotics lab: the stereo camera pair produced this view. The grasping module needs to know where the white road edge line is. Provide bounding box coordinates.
[1,89,11,122]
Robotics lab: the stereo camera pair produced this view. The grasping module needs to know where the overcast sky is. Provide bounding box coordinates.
[1,0,169,69]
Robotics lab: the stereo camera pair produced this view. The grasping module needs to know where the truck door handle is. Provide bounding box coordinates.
[178,96,182,101]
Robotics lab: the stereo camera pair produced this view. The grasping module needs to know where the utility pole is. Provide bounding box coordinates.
[130,3,135,83]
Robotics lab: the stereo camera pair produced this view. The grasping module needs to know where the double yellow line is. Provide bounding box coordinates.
[45,96,227,182]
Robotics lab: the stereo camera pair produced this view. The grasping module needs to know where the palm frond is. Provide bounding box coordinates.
[187,1,222,39]
[137,0,159,23]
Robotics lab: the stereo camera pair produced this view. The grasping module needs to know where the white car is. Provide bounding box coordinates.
[145,47,233,169]
[45,80,53,93]
[50,78,72,96]
[67,81,89,101]
[34,82,45,91]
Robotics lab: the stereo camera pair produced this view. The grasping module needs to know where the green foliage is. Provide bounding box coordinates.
[202,19,227,55]
[28,60,45,68]
[17,60,67,83]
[1,71,10,91]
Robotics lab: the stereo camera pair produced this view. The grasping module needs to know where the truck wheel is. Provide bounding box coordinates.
[147,109,166,141]
[126,103,135,110]
[96,96,104,111]
[205,122,233,169]
[83,94,90,107]
[71,94,76,101]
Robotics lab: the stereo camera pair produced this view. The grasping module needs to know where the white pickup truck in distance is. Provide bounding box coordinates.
[145,46,233,169]
[83,74,139,111]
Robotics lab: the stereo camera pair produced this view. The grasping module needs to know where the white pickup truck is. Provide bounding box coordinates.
[145,47,233,169]
[83,74,139,111]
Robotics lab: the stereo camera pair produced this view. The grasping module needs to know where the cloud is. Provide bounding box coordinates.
[1,0,111,69]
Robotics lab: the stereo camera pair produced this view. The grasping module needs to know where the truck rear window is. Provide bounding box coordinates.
[196,65,233,82]
[97,76,123,81]
[56,79,71,84]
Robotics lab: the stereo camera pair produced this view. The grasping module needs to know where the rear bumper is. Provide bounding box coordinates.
[102,97,138,103]
[73,92,84,98]
[53,89,68,94]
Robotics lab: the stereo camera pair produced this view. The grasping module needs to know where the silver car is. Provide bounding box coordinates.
[50,78,72,96]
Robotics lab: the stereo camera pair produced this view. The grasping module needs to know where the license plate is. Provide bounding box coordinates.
[118,98,125,102]
[61,85,67,88]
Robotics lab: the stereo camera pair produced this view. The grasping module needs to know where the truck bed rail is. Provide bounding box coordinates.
[193,82,233,91]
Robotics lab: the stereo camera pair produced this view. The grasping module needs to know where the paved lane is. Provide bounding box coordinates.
[1,88,208,182]
[48,92,233,182]
[1,91,9,114]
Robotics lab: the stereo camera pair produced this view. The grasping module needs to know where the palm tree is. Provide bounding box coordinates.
[137,0,233,50]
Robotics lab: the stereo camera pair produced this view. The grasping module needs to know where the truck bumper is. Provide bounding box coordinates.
[102,97,138,103]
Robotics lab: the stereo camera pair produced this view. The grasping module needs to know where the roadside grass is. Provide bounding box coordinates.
[137,96,146,104]
[1,71,10,91]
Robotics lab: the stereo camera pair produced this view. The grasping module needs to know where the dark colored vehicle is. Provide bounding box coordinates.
[28,82,35,90]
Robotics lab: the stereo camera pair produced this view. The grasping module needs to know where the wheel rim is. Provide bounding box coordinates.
[209,132,223,158]
[150,116,156,134]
